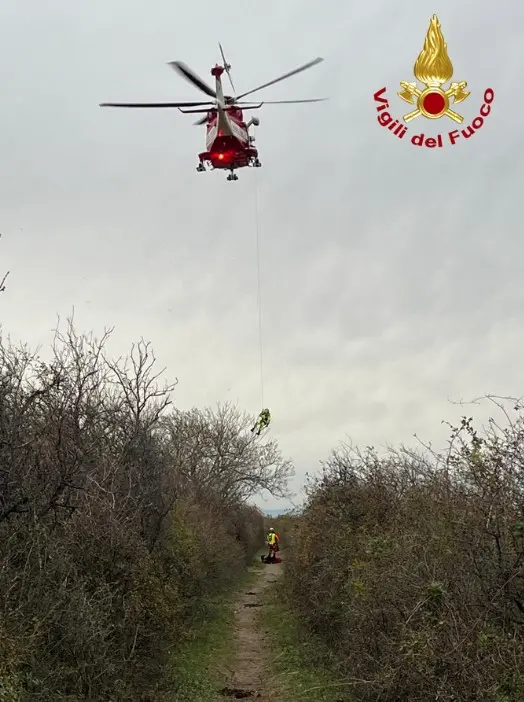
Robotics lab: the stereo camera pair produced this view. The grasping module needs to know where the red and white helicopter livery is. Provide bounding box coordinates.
[100,45,326,180]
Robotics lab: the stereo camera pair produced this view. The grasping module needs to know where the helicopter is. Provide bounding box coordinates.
[100,44,326,180]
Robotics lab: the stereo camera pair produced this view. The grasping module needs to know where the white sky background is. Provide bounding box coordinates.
[0,0,520,510]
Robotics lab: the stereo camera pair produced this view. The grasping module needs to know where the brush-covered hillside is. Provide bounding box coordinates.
[282,404,524,701]
[0,320,292,701]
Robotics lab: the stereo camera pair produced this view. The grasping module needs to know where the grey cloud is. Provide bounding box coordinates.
[1,0,522,511]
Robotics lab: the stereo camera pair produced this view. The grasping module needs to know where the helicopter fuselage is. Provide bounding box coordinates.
[194,66,259,173]
[201,107,258,170]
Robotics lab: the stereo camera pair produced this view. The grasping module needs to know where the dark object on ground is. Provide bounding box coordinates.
[261,554,281,564]
[220,687,259,697]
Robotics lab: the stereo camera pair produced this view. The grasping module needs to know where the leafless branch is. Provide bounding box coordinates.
[0,270,9,292]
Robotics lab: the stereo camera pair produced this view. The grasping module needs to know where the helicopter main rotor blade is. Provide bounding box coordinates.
[178,107,215,113]
[237,98,327,104]
[168,61,217,98]
[218,42,236,93]
[100,101,215,108]
[234,57,323,100]
[176,107,214,123]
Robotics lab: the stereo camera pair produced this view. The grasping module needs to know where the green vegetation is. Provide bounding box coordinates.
[170,563,262,701]
[169,595,235,701]
[0,321,292,701]
[5,317,524,701]
[261,578,353,702]
[285,405,524,701]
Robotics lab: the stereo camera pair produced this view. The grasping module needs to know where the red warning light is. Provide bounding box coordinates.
[218,153,224,160]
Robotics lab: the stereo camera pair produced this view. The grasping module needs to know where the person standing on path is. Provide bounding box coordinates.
[266,527,280,562]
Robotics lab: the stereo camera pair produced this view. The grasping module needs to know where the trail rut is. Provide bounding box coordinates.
[218,558,283,701]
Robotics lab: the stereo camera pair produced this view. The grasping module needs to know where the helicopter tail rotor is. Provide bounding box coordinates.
[218,42,236,93]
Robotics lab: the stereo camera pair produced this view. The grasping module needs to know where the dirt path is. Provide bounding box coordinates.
[218,558,283,700]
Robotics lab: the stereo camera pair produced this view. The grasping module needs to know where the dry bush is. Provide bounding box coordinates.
[0,319,291,700]
[286,399,524,702]
[0,233,8,293]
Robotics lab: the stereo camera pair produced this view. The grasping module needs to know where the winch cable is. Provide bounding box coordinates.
[253,161,264,409]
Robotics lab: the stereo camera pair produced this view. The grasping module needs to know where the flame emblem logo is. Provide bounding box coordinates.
[398,15,470,123]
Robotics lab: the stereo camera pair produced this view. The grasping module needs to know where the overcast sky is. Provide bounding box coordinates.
[0,0,519,510]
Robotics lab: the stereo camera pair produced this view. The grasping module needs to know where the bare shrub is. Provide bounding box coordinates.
[161,404,293,506]
[0,233,8,293]
[0,319,285,700]
[286,398,524,701]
